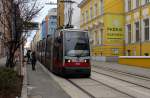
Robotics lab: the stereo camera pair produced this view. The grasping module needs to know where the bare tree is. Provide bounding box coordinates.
[0,0,43,68]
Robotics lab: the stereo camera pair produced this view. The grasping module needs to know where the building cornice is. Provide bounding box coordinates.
[125,3,150,15]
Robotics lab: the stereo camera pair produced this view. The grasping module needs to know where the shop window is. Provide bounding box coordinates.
[112,48,119,55]
[127,50,131,56]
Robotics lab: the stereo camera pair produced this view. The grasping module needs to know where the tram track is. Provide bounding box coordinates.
[91,67,150,98]
[89,78,135,98]
[67,78,134,98]
[93,65,150,81]
[92,69,150,90]
[67,79,96,98]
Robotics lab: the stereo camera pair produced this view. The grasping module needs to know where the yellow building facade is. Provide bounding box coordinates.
[57,0,64,29]
[125,0,150,56]
[78,0,125,57]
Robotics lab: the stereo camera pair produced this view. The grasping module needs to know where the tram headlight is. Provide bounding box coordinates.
[65,59,72,63]
[68,59,71,63]
[84,59,89,63]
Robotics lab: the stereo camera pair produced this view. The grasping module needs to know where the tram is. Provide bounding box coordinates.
[37,29,91,77]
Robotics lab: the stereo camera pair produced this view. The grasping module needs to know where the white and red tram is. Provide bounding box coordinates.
[37,29,91,77]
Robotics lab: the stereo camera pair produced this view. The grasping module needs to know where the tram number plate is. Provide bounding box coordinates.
[75,63,80,65]
[72,59,80,62]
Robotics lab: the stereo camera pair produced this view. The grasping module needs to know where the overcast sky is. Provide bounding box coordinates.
[33,0,57,22]
[25,0,57,48]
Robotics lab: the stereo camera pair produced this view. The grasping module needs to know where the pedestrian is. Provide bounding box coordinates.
[26,50,31,64]
[31,51,37,71]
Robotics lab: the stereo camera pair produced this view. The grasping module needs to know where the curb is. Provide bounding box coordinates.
[21,65,28,98]
[38,61,90,98]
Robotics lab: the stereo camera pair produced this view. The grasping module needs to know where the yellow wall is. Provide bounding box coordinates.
[125,3,150,56]
[119,57,150,68]
[104,0,124,14]
[79,0,125,56]
[126,42,150,56]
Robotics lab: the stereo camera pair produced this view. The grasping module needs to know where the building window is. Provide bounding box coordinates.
[84,12,86,23]
[144,19,149,41]
[99,29,103,45]
[135,22,140,42]
[90,7,93,19]
[145,0,149,4]
[100,0,104,15]
[94,3,98,17]
[136,0,139,7]
[86,10,89,22]
[112,48,119,55]
[95,31,99,45]
[82,13,86,23]
[128,0,131,11]
[127,50,131,56]
[82,13,84,24]
[127,24,131,43]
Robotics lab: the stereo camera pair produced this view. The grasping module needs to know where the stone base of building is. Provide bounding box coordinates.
[92,56,118,62]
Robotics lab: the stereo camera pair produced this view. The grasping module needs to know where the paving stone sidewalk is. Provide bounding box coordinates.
[92,61,150,78]
[26,62,70,98]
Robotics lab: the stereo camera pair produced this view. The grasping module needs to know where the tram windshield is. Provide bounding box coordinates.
[64,31,90,57]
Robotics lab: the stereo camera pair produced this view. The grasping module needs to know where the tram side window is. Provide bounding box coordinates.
[58,36,63,62]
[55,37,63,62]
[47,39,51,58]
[53,38,59,60]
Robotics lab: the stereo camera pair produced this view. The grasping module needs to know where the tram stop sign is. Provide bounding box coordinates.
[24,21,39,30]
